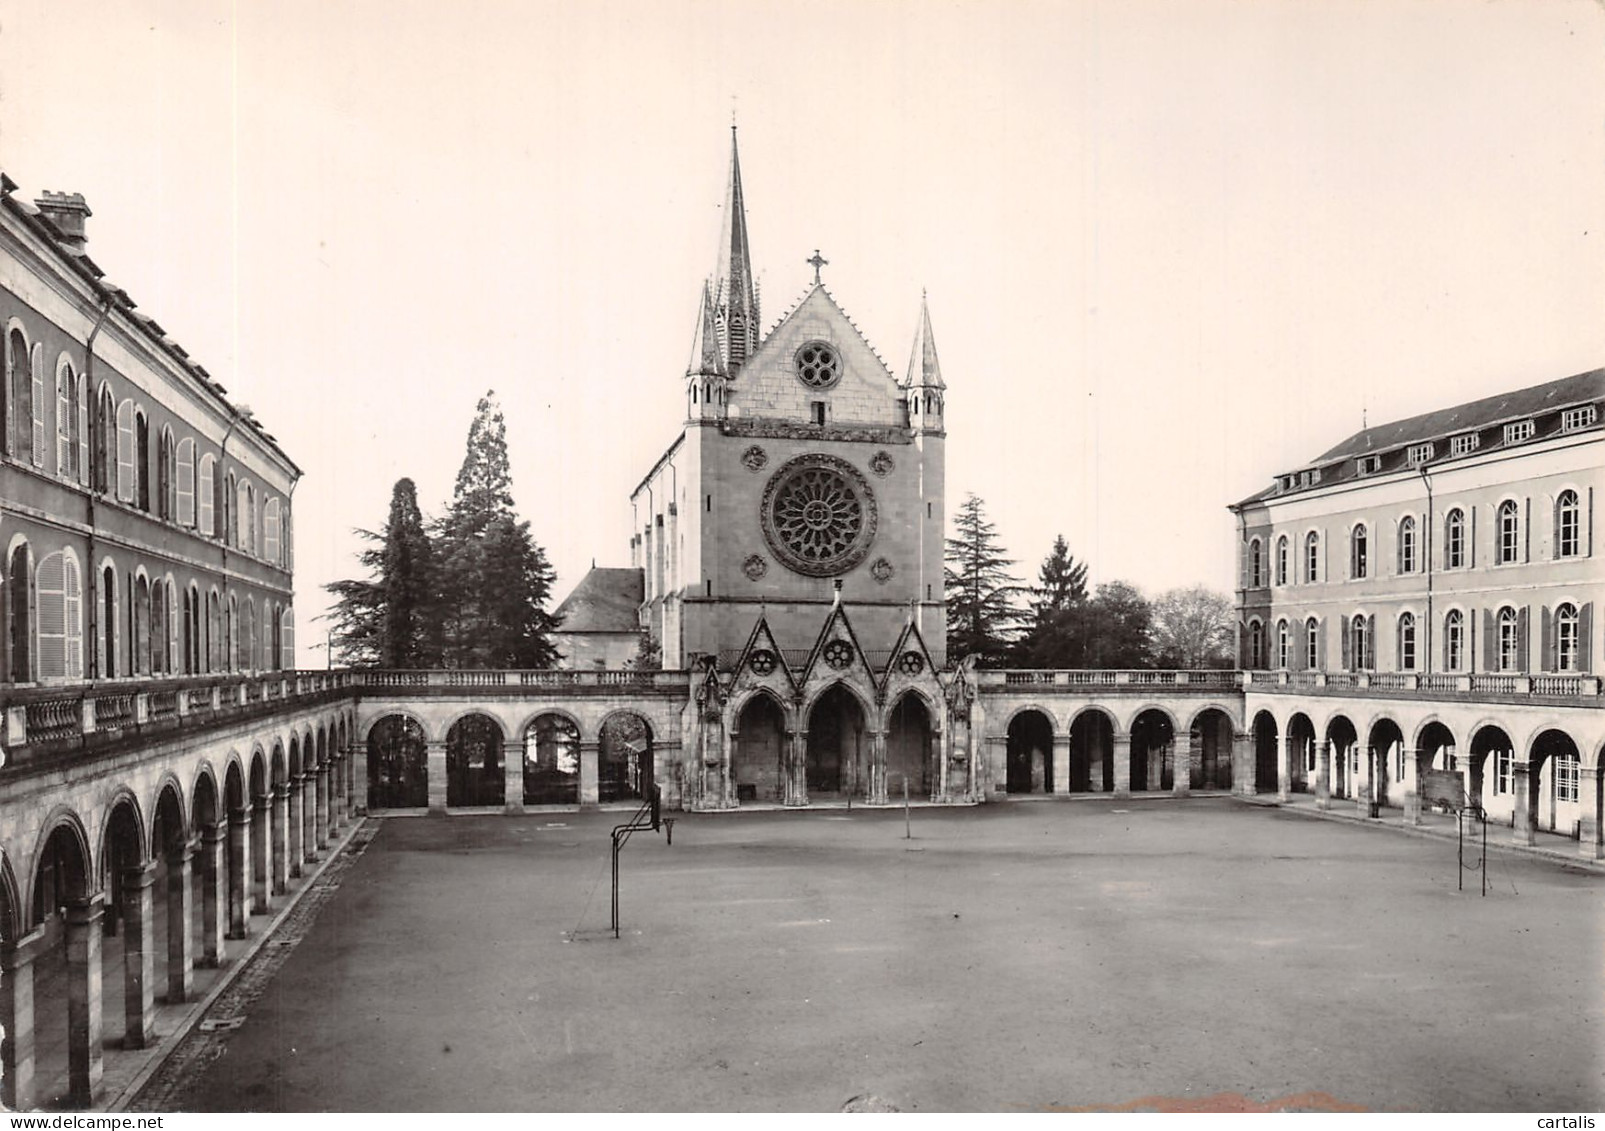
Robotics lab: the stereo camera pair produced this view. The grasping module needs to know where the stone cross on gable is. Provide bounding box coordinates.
[807,249,828,285]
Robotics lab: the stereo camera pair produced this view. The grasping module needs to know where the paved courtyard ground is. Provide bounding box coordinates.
[147,799,1603,1112]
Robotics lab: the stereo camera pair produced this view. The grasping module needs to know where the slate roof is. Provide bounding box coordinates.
[552,567,644,634]
[1235,367,1605,507]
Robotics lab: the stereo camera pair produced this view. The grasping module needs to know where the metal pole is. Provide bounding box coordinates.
[904,775,911,839]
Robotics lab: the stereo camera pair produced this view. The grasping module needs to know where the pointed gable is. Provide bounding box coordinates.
[799,600,876,692]
[732,612,796,695]
[727,285,903,427]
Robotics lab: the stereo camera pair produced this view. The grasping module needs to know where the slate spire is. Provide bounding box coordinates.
[905,291,946,390]
[687,280,725,377]
[712,127,761,374]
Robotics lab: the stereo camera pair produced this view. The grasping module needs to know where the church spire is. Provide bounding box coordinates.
[905,291,946,390]
[712,127,761,375]
[687,280,724,377]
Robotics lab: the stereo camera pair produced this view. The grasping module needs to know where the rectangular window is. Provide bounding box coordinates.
[705,494,711,513]
[810,401,826,425]
[1494,749,1512,795]
[1449,433,1479,457]
[1561,405,1597,432]
[1556,756,1579,804]
[927,502,933,519]
[1503,420,1534,445]
[1355,455,1381,476]
[1406,442,1434,467]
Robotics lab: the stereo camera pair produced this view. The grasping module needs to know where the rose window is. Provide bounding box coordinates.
[749,649,776,675]
[795,341,841,389]
[823,640,854,669]
[760,455,878,577]
[897,651,924,676]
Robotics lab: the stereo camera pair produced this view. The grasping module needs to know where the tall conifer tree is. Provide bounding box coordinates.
[943,493,1023,667]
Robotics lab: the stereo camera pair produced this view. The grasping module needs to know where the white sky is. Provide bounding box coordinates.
[2,0,1603,664]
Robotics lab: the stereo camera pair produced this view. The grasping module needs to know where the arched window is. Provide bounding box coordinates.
[133,573,151,677]
[1444,609,1465,672]
[177,438,195,526]
[4,327,24,458]
[166,578,179,675]
[35,549,82,679]
[7,543,31,681]
[1305,616,1320,670]
[1398,516,1417,574]
[1276,619,1289,669]
[1556,490,1580,559]
[236,479,252,551]
[115,399,135,502]
[1350,524,1368,580]
[242,595,256,672]
[264,497,281,565]
[55,357,80,481]
[1350,615,1371,671]
[198,453,216,536]
[1248,538,1263,588]
[94,386,115,493]
[1398,612,1416,671]
[100,564,117,679]
[1248,620,1264,669]
[150,577,167,674]
[183,584,197,675]
[1445,508,1465,569]
[1275,536,1289,586]
[28,342,43,467]
[280,606,295,670]
[1497,500,1520,564]
[135,410,151,512]
[1498,605,1519,671]
[226,593,237,672]
[158,427,176,520]
[207,589,222,672]
[1555,603,1579,672]
[1305,531,1320,583]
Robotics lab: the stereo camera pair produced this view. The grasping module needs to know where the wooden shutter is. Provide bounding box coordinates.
[1316,619,1326,670]
[198,456,214,535]
[1237,620,1248,668]
[1517,606,1529,673]
[1341,615,1352,670]
[1482,608,1495,671]
[76,376,88,486]
[1541,606,1553,672]
[116,400,135,501]
[30,344,45,466]
[1524,498,1531,562]
[264,498,280,564]
[36,552,64,678]
[1293,618,1305,671]
[1468,506,1477,568]
[64,555,82,678]
[1580,603,1593,673]
[55,365,71,477]
[283,607,295,671]
[1367,614,1376,669]
[177,440,195,525]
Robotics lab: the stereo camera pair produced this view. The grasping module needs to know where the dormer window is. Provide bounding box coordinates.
[1561,404,1597,432]
[1356,455,1382,476]
[1503,420,1534,445]
[1406,442,1434,467]
[1279,475,1294,492]
[1449,432,1480,457]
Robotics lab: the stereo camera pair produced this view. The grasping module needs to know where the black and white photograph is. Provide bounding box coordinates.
[0,0,1601,1116]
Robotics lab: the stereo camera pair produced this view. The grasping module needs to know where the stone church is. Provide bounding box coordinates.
[558,130,971,809]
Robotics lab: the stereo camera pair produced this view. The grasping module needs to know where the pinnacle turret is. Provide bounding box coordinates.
[687,280,724,377]
[711,127,761,374]
[905,292,946,390]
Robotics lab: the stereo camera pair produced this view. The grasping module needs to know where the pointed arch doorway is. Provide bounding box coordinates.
[807,684,866,799]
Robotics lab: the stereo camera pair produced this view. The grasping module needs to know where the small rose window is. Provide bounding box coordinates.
[795,341,841,389]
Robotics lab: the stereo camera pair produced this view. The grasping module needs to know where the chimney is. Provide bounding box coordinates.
[35,191,91,251]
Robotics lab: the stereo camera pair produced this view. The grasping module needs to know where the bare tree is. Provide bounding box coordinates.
[1150,585,1235,669]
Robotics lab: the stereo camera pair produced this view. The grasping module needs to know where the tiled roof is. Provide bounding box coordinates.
[1235,367,1604,507]
[552,567,644,634]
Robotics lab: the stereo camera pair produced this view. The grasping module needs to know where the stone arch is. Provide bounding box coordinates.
[800,678,875,726]
[147,774,189,852]
[367,713,428,809]
[1365,714,1407,809]
[805,681,872,798]
[1251,709,1279,794]
[271,741,287,787]
[1000,701,1059,735]
[446,711,507,808]
[27,807,93,926]
[1183,700,1243,735]
[1186,706,1236,791]
[191,763,222,830]
[1467,721,1517,813]
[598,711,654,803]
[732,688,789,804]
[358,706,431,745]
[1118,702,1179,737]
[522,711,581,806]
[1067,706,1116,793]
[288,733,302,777]
[1525,728,1584,836]
[150,780,187,859]
[439,706,511,743]
[1285,711,1317,793]
[512,705,587,746]
[96,787,149,877]
[1128,706,1179,792]
[0,849,20,941]
[1005,707,1055,794]
[1324,713,1360,800]
[885,689,936,799]
[881,684,942,734]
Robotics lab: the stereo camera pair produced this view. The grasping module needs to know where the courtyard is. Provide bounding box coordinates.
[136,799,1602,1112]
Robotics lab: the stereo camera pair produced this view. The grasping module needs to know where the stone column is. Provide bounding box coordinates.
[1402,748,1421,825]
[288,776,305,879]
[868,730,888,805]
[0,928,44,1111]
[1231,732,1253,796]
[302,770,319,864]
[352,745,369,817]
[165,841,194,1003]
[1316,740,1332,810]
[227,808,251,938]
[1052,734,1071,795]
[785,730,809,807]
[989,735,1009,799]
[65,896,105,1108]
[1112,733,1131,798]
[1278,733,1294,801]
[316,760,332,846]
[1174,733,1194,797]
[331,753,346,826]
[250,794,271,914]
[120,863,157,1049]
[324,757,340,835]
[1512,761,1535,846]
[1579,765,1604,860]
[271,784,291,894]
[578,741,600,809]
[199,823,226,965]
[504,740,525,814]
